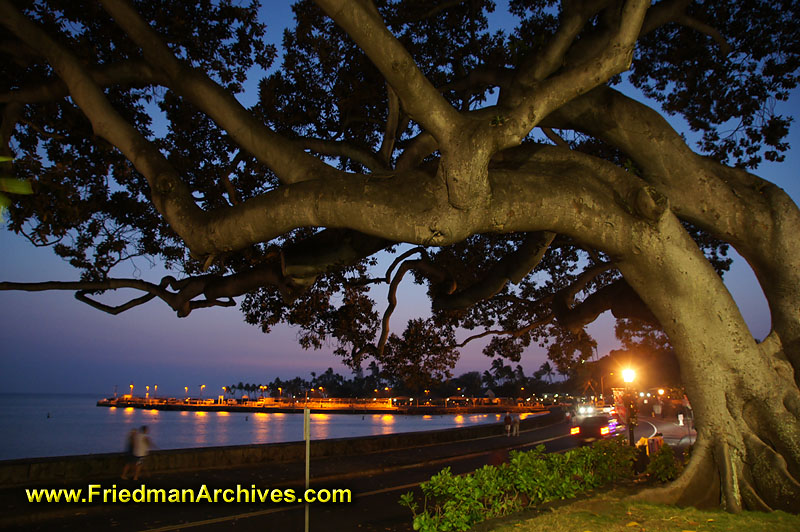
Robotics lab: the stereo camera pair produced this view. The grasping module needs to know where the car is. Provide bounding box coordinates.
[570,414,620,445]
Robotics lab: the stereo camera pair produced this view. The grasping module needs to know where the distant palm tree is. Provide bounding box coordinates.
[539,362,555,384]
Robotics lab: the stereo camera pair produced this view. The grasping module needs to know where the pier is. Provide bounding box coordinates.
[96,396,550,415]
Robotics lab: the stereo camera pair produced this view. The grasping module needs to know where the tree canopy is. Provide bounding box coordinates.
[2,0,800,513]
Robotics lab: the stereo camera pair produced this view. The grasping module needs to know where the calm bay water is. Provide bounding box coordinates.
[0,394,521,461]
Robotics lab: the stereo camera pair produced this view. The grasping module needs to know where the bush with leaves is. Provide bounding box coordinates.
[400,437,636,531]
[646,443,681,483]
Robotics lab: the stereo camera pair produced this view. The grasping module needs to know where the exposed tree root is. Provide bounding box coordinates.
[629,436,720,509]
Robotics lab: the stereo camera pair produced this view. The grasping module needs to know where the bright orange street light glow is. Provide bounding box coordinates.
[658,388,665,395]
[622,369,636,383]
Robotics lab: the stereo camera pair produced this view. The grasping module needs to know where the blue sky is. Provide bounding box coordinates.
[0,2,796,396]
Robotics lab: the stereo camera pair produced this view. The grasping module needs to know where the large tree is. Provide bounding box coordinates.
[1,0,799,513]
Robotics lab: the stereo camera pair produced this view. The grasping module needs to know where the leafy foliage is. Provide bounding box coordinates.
[400,438,635,531]
[645,443,682,483]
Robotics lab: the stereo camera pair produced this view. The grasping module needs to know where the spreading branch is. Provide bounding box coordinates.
[313,0,466,144]
[98,0,342,186]
[433,231,556,311]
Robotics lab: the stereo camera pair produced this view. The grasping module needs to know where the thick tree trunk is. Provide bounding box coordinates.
[618,212,800,512]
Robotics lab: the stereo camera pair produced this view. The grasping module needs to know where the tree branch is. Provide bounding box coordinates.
[513,0,611,90]
[378,82,400,167]
[0,60,164,104]
[454,314,554,348]
[500,0,650,146]
[433,231,556,311]
[541,126,569,148]
[0,0,207,251]
[294,138,387,172]
[99,0,342,186]
[313,0,466,144]
[677,14,732,55]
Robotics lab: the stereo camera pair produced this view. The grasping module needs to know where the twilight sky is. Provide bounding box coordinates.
[0,2,797,396]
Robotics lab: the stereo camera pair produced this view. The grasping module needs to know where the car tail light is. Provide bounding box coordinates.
[570,426,580,435]
[600,426,610,435]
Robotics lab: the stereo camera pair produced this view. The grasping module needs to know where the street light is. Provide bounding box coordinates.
[200,384,206,399]
[622,369,637,446]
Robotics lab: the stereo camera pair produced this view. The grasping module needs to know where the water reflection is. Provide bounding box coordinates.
[3,394,544,459]
[253,413,269,443]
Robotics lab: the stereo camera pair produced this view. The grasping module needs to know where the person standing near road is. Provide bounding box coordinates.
[512,414,520,437]
[130,425,153,480]
[504,412,512,436]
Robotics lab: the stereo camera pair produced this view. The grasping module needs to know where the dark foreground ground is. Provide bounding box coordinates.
[0,414,694,531]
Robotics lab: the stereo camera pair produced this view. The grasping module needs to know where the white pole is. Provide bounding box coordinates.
[304,407,310,532]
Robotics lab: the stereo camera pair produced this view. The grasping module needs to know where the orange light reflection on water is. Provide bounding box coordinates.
[216,411,230,417]
[124,407,134,414]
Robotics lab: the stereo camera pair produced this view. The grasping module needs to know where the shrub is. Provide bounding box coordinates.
[399,437,636,531]
[646,443,681,482]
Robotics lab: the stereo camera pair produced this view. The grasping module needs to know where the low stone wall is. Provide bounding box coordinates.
[0,409,563,487]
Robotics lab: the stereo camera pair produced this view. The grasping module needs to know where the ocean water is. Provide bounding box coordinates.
[0,394,522,461]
